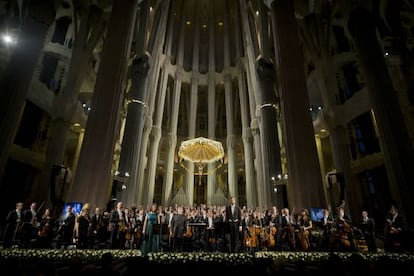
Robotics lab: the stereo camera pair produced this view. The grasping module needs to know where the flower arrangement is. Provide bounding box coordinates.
[147,251,254,265]
[0,248,141,262]
[0,248,413,265]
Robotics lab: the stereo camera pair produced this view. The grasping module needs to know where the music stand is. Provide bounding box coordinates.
[152,223,161,235]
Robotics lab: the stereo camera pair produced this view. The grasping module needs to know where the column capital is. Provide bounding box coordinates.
[150,126,162,139]
[255,56,275,81]
[227,134,236,149]
[166,132,177,146]
[144,115,153,128]
[132,53,151,76]
[242,128,253,144]
[263,0,274,9]
[191,73,200,84]
[250,119,260,136]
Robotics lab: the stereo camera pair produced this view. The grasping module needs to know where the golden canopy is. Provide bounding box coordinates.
[178,137,224,180]
[178,137,224,164]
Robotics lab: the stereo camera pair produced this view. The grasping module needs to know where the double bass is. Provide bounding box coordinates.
[243,226,258,249]
[297,227,310,251]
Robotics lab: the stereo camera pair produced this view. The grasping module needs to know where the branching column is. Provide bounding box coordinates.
[144,69,169,206]
[237,70,256,209]
[136,0,170,206]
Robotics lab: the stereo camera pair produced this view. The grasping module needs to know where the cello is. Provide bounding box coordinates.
[262,224,276,248]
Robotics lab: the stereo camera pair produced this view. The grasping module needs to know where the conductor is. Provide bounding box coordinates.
[225,196,241,253]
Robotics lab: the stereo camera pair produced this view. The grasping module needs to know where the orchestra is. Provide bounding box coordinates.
[1,200,408,253]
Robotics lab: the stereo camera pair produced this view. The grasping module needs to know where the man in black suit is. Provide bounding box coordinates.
[225,196,241,253]
[384,206,407,251]
[358,210,376,252]
[21,202,38,248]
[2,202,23,248]
[60,205,76,249]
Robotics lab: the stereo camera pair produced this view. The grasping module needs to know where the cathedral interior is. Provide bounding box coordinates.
[0,0,414,232]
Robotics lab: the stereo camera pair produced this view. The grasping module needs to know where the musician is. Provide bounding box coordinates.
[332,206,355,251]
[140,203,160,256]
[214,207,227,252]
[251,208,265,251]
[123,207,133,248]
[133,207,145,250]
[59,204,76,249]
[267,206,281,251]
[37,208,53,248]
[90,207,106,247]
[21,201,38,248]
[279,208,296,251]
[109,201,126,249]
[225,196,242,253]
[384,206,406,251]
[195,209,209,250]
[170,206,187,252]
[2,202,23,248]
[357,210,376,252]
[242,210,259,252]
[297,209,313,251]
[320,208,334,251]
[76,205,91,249]
[205,208,216,251]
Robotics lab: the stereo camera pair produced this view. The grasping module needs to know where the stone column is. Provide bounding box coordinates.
[69,0,138,209]
[269,0,325,209]
[0,3,54,180]
[224,75,238,198]
[185,77,198,205]
[255,57,283,208]
[116,55,150,204]
[251,118,265,207]
[141,1,172,207]
[161,10,186,206]
[238,70,256,209]
[184,3,200,205]
[145,69,167,206]
[239,0,264,207]
[207,74,217,205]
[162,76,182,206]
[136,0,170,206]
[207,6,217,204]
[348,6,414,224]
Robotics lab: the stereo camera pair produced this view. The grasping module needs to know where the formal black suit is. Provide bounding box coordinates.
[109,209,126,249]
[2,209,22,248]
[61,211,76,248]
[225,203,241,252]
[21,208,37,248]
[358,217,376,252]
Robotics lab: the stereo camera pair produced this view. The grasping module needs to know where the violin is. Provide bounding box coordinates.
[38,222,49,237]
